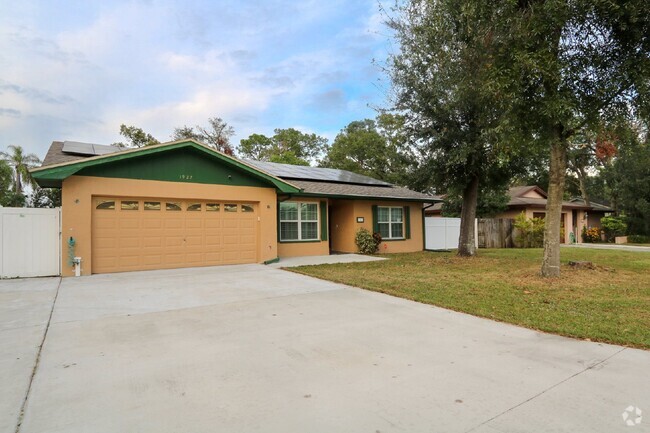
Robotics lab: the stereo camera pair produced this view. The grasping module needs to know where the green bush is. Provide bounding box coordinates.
[355,228,382,254]
[628,234,650,244]
[601,216,627,242]
[514,212,545,248]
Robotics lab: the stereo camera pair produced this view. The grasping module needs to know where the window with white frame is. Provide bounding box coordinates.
[279,202,319,241]
[377,206,404,239]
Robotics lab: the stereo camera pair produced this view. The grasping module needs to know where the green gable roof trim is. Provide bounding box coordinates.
[31,140,301,193]
[76,149,272,188]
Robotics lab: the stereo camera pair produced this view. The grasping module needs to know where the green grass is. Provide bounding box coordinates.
[290,249,650,349]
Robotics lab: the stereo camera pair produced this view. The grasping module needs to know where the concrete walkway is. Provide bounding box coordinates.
[267,253,386,268]
[563,243,650,252]
[0,277,60,433]
[2,265,648,433]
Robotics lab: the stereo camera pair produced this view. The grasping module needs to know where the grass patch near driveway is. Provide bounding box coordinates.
[290,249,650,349]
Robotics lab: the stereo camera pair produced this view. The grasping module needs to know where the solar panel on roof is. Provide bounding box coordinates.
[245,160,393,186]
[61,141,122,156]
[61,141,96,155]
[92,144,121,155]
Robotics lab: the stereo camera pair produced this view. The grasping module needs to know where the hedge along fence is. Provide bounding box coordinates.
[628,234,650,243]
[513,213,545,248]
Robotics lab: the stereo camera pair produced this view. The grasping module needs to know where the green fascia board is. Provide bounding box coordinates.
[77,149,272,189]
[31,165,82,188]
[31,141,300,193]
[291,192,440,203]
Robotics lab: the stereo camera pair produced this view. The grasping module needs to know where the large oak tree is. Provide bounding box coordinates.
[497,0,650,276]
[387,1,523,256]
[320,114,413,185]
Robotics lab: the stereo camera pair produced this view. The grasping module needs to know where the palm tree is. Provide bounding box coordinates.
[0,145,41,194]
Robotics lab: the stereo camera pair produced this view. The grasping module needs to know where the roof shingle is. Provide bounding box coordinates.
[36,140,440,201]
[426,185,611,212]
[41,141,89,167]
[289,180,438,201]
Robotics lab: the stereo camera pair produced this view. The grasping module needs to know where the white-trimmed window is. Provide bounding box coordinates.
[280,202,318,241]
[378,206,404,239]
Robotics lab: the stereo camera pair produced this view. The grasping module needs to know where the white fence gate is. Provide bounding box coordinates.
[425,217,478,250]
[0,207,61,278]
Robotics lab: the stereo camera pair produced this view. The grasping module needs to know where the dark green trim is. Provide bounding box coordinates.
[372,205,379,234]
[381,238,407,242]
[320,200,328,241]
[32,140,301,193]
[263,257,280,265]
[292,192,439,203]
[422,208,426,251]
[276,202,281,243]
[278,240,323,244]
[404,205,411,239]
[76,149,270,188]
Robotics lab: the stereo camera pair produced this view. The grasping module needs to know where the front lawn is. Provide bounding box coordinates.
[290,249,650,349]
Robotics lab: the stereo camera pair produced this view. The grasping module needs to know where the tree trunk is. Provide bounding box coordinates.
[541,139,567,277]
[577,166,590,207]
[458,174,479,257]
[14,170,21,194]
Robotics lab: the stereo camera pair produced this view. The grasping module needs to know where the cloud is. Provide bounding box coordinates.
[0,0,390,157]
[5,29,90,67]
[0,82,75,105]
[309,89,347,112]
[0,108,21,118]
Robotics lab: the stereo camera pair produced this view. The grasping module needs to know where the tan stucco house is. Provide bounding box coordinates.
[32,139,439,276]
[426,185,612,244]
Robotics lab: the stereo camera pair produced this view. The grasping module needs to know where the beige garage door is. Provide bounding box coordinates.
[92,197,258,274]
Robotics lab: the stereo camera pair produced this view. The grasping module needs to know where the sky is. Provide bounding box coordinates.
[0,0,394,159]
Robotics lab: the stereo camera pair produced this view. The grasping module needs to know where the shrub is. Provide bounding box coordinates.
[514,212,545,248]
[355,228,382,254]
[582,226,602,243]
[600,216,627,242]
[628,234,650,244]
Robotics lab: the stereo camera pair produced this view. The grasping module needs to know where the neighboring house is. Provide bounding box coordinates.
[425,185,612,244]
[32,139,439,276]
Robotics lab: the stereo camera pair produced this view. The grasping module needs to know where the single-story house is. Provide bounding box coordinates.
[32,139,439,276]
[425,185,612,244]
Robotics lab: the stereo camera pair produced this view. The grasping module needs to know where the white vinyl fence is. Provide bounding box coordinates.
[0,207,61,278]
[425,217,478,250]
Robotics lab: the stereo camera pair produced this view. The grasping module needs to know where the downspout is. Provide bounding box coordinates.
[422,203,436,251]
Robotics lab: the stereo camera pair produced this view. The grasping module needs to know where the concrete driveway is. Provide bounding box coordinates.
[2,265,648,433]
[563,243,650,252]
